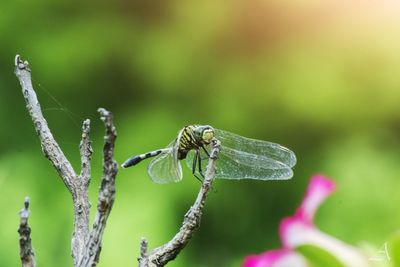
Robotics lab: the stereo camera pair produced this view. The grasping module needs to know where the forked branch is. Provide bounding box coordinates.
[138,139,221,267]
[15,55,118,267]
[78,108,118,267]
[15,54,214,267]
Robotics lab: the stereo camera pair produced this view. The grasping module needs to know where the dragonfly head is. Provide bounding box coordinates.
[193,125,214,144]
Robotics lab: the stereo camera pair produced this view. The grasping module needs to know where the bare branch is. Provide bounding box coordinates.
[14,55,77,194]
[18,197,36,267]
[78,108,118,267]
[79,119,92,185]
[72,121,92,266]
[139,139,221,267]
[138,238,149,265]
[15,55,91,265]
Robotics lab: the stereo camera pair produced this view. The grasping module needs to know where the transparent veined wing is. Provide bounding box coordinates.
[147,140,183,184]
[215,146,294,180]
[185,129,296,180]
[214,128,296,168]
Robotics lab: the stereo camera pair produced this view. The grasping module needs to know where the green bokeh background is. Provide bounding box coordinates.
[1,1,400,266]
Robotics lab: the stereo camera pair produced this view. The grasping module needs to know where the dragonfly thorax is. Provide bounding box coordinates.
[177,125,214,160]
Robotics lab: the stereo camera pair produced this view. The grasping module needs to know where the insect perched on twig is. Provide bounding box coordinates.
[122,125,296,183]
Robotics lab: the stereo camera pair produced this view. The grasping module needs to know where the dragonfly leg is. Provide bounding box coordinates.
[198,148,217,192]
[192,150,203,183]
[201,145,210,158]
[198,151,205,178]
[192,150,198,175]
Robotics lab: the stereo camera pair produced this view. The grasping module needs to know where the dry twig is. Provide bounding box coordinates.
[18,197,36,267]
[78,108,118,267]
[15,54,215,267]
[15,55,118,267]
[138,139,221,267]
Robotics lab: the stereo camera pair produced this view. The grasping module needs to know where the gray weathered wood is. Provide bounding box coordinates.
[15,55,118,267]
[18,197,36,267]
[138,139,221,267]
[15,54,215,267]
[78,108,118,267]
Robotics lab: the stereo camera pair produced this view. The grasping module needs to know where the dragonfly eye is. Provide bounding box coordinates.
[202,129,214,144]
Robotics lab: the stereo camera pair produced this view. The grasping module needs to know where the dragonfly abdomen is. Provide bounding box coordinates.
[122,150,163,168]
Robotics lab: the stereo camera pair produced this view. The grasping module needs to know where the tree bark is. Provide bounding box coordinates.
[18,197,36,267]
[15,55,118,267]
[138,139,221,267]
[15,54,217,267]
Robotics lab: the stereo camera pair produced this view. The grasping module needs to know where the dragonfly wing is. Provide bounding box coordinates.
[216,145,293,180]
[147,141,182,184]
[214,128,297,168]
[186,129,296,180]
[186,146,293,180]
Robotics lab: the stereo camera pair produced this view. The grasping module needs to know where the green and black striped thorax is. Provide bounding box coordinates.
[177,125,214,160]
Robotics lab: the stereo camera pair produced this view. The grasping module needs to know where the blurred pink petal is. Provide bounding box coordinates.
[279,175,370,267]
[280,175,336,246]
[280,216,370,267]
[243,249,307,267]
[243,175,370,267]
[296,174,336,224]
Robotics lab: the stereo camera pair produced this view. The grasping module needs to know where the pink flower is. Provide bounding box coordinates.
[243,175,370,267]
[243,249,307,267]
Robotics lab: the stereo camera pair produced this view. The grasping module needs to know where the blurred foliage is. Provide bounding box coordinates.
[389,232,400,266]
[296,245,346,267]
[1,0,400,266]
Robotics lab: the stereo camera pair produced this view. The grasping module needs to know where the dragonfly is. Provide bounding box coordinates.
[121,125,296,183]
